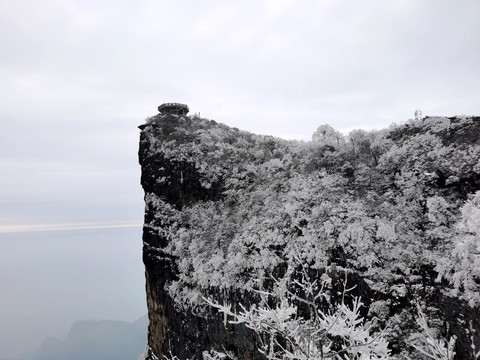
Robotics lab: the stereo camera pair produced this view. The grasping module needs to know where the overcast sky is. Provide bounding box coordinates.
[0,0,479,358]
[1,0,480,229]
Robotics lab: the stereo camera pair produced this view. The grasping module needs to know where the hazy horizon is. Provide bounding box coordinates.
[0,227,146,359]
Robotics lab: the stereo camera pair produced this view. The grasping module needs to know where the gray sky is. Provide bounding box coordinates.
[0,0,479,358]
[1,0,480,229]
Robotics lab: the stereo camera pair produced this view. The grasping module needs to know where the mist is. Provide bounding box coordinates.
[0,227,146,359]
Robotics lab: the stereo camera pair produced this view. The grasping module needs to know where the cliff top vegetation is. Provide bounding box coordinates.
[139,113,480,358]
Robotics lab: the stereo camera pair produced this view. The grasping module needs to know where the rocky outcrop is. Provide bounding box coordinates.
[139,113,480,359]
[139,116,261,359]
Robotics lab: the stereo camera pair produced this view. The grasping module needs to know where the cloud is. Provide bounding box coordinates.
[1,1,479,228]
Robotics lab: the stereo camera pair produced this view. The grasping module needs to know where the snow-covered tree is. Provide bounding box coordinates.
[448,191,480,307]
[426,196,454,250]
[312,124,346,150]
[408,304,456,360]
[205,268,391,360]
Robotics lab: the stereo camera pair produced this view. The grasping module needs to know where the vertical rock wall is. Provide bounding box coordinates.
[138,117,260,360]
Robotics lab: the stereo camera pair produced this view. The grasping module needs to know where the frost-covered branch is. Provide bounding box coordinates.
[409,304,456,360]
[204,270,391,360]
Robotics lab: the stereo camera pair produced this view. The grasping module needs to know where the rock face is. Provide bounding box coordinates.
[139,116,260,359]
[139,113,480,359]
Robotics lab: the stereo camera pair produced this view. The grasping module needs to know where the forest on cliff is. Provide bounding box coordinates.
[139,114,480,360]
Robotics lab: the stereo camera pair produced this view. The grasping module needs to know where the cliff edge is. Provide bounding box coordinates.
[139,112,480,359]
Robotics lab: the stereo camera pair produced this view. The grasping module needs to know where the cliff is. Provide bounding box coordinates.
[139,113,480,359]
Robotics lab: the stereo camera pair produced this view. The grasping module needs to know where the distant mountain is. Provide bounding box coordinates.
[22,315,147,360]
